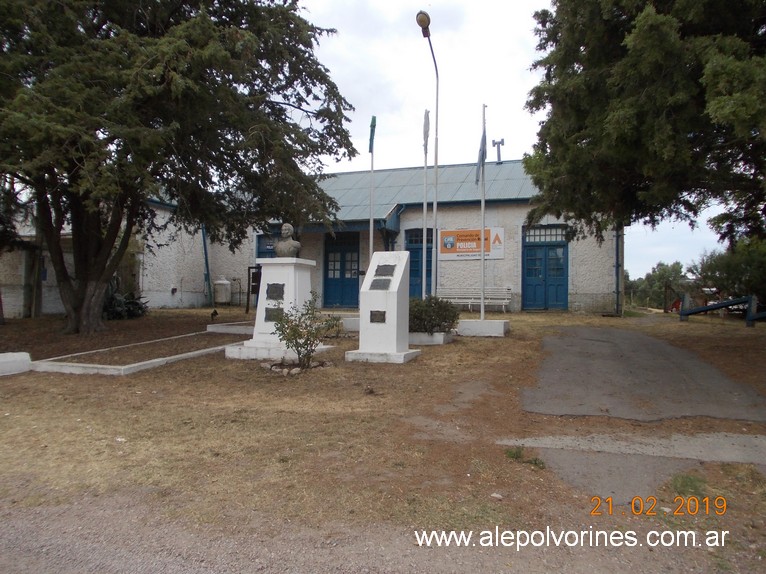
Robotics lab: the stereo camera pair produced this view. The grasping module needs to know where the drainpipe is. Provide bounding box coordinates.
[614,226,623,316]
[201,225,213,306]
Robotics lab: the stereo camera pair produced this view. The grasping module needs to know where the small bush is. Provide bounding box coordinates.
[103,292,149,320]
[272,292,335,369]
[409,295,460,334]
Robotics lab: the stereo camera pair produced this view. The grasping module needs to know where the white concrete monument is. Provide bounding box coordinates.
[226,257,318,361]
[346,251,420,364]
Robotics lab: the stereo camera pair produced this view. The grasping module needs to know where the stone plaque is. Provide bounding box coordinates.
[264,307,284,322]
[266,283,285,301]
[375,264,396,277]
[370,310,386,323]
[370,278,391,291]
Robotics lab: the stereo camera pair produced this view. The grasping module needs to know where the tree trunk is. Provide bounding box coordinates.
[62,279,109,334]
[0,285,5,325]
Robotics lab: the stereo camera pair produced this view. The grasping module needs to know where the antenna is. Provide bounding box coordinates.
[491,138,504,163]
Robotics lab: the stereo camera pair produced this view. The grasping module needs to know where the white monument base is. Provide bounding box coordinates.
[345,251,419,365]
[226,257,333,363]
[457,319,510,337]
[345,349,420,364]
[226,341,332,362]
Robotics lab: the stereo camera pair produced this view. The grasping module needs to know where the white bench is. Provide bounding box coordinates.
[436,287,513,312]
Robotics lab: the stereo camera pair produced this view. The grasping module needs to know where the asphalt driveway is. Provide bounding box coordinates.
[522,326,766,422]
[500,325,766,503]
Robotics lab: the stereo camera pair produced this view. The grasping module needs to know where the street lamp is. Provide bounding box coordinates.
[416,10,439,297]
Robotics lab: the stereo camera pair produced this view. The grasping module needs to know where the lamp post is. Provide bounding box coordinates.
[416,10,439,297]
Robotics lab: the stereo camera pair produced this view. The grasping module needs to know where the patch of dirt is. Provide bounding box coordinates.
[0,308,764,572]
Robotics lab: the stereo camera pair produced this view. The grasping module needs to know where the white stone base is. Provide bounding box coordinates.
[409,332,455,345]
[0,352,31,376]
[345,349,421,364]
[457,319,510,337]
[226,342,332,362]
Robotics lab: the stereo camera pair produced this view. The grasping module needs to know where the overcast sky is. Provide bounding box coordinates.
[299,0,726,278]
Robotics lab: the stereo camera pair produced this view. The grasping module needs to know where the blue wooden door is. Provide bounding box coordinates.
[523,245,546,309]
[523,244,568,310]
[405,229,432,298]
[545,246,568,309]
[324,233,360,307]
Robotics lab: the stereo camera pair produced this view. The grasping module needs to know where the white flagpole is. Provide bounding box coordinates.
[422,110,430,300]
[480,105,487,321]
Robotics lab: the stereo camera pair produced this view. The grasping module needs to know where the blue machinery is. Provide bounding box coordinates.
[680,295,764,327]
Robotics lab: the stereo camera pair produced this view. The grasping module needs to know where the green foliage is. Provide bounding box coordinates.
[409,296,460,335]
[272,292,335,370]
[626,261,687,309]
[505,447,524,461]
[688,238,766,302]
[102,276,148,320]
[670,473,706,497]
[505,447,546,469]
[103,292,149,321]
[524,0,765,244]
[322,314,344,339]
[0,1,356,333]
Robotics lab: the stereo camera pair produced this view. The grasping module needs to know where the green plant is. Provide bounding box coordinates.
[272,292,333,369]
[505,447,525,461]
[409,295,459,335]
[670,473,707,497]
[505,447,546,469]
[322,314,344,338]
[102,276,148,320]
[103,292,149,320]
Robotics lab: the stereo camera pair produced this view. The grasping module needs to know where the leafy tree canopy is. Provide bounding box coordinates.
[524,0,765,243]
[0,0,356,333]
[688,238,766,301]
[626,260,687,309]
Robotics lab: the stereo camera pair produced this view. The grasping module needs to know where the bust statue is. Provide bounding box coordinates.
[274,223,301,257]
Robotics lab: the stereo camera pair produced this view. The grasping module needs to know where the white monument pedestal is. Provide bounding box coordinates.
[226,257,328,362]
[457,319,510,337]
[346,251,420,364]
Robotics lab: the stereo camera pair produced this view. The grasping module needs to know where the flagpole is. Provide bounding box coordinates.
[368,116,376,264]
[422,110,430,300]
[480,104,487,321]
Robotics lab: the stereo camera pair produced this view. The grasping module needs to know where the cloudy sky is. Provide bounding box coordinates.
[299,0,725,278]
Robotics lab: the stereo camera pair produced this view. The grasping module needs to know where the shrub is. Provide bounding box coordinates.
[272,291,336,369]
[103,292,148,320]
[409,295,459,334]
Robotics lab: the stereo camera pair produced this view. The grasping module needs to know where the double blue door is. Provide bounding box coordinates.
[522,244,568,310]
[323,233,360,307]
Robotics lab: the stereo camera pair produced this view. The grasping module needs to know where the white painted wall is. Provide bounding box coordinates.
[393,202,620,313]
[140,207,253,309]
[0,250,25,319]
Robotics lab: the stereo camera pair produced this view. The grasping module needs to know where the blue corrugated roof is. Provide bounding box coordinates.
[319,160,537,222]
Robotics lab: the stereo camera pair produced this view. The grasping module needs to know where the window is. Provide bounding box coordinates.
[524,225,567,243]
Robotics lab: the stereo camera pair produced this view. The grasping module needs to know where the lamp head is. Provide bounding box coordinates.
[416,10,431,38]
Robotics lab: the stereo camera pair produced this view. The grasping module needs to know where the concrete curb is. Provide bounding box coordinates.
[0,352,31,376]
[497,432,766,465]
[30,343,246,376]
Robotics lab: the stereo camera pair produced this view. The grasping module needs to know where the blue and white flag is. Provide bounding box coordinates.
[423,110,430,156]
[475,125,486,185]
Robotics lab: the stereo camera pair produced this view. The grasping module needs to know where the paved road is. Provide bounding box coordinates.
[523,326,766,422]
[499,326,766,503]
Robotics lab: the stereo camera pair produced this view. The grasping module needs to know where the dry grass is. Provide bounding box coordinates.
[1,308,765,569]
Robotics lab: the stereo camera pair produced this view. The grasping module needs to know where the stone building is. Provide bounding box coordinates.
[0,160,624,317]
